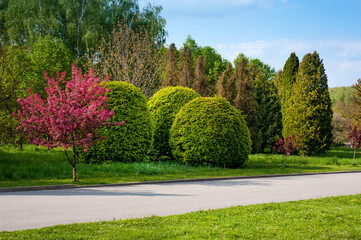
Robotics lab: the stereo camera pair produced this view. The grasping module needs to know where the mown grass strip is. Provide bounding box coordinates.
[1,145,361,188]
[1,194,361,239]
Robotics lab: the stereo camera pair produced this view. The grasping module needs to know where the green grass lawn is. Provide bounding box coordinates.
[1,194,361,239]
[1,145,361,188]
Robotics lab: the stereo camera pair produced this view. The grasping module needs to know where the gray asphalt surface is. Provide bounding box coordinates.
[1,172,361,232]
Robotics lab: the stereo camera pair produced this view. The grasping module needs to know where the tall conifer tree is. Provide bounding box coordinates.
[286,52,333,155]
[179,46,194,88]
[233,58,260,152]
[192,55,208,97]
[162,43,179,87]
[282,52,299,138]
[216,63,233,99]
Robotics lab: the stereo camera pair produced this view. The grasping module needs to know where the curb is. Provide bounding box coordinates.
[2,170,361,193]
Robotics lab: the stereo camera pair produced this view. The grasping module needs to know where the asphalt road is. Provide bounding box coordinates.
[1,172,361,232]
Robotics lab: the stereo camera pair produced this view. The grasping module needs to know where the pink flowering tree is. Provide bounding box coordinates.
[13,64,124,181]
[273,134,301,168]
[349,126,361,165]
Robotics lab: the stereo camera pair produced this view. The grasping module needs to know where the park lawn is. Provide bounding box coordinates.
[1,194,361,239]
[1,145,361,188]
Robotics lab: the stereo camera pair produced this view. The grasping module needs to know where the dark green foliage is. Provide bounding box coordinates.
[254,72,282,153]
[78,81,152,163]
[170,97,251,168]
[282,52,299,138]
[148,86,200,159]
[286,52,333,155]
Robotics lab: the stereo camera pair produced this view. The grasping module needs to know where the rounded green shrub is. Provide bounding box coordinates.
[148,86,200,159]
[78,81,152,163]
[170,97,251,168]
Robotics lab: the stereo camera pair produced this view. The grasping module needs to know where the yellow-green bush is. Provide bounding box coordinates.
[78,81,152,163]
[148,87,200,159]
[170,97,251,168]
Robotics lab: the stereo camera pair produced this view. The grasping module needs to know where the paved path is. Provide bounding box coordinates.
[1,172,361,231]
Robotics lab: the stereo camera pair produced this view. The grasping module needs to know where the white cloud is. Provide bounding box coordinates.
[337,60,361,72]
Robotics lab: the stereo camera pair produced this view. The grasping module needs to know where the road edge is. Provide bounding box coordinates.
[2,170,361,193]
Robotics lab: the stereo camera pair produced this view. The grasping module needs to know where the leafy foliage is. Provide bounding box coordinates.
[329,86,355,105]
[148,86,200,160]
[78,81,152,163]
[0,0,167,61]
[13,64,118,181]
[348,125,361,164]
[192,55,208,97]
[170,97,251,168]
[286,52,333,155]
[162,43,179,87]
[89,22,163,98]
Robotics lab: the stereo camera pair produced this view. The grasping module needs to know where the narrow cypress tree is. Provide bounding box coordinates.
[179,46,194,88]
[162,43,179,87]
[286,51,333,155]
[192,55,208,97]
[282,52,299,138]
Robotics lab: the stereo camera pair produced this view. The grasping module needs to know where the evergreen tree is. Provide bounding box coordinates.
[216,63,233,99]
[273,70,283,96]
[179,46,194,88]
[253,72,282,153]
[233,58,260,153]
[286,52,333,155]
[192,55,208,97]
[282,52,299,138]
[162,43,179,87]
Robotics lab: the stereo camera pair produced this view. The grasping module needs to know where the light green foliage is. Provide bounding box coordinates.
[148,86,200,159]
[29,35,73,95]
[78,81,152,163]
[286,52,333,155]
[282,52,299,138]
[329,86,355,105]
[234,53,276,80]
[0,46,32,146]
[170,97,251,167]
[3,195,361,239]
[182,35,228,94]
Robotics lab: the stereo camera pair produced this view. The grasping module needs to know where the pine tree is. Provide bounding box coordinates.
[282,52,299,138]
[233,58,260,153]
[179,46,194,88]
[286,52,333,155]
[162,43,179,87]
[273,70,283,96]
[193,55,208,97]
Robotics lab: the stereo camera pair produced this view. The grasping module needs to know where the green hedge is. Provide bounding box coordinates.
[78,81,152,163]
[148,87,200,159]
[170,97,251,168]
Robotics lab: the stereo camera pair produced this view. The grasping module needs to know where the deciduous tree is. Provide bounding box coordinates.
[13,64,123,181]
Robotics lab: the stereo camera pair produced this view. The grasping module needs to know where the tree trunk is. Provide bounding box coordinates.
[353,149,356,165]
[73,166,77,182]
[72,144,78,182]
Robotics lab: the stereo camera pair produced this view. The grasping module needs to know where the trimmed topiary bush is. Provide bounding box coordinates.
[78,81,152,163]
[170,97,251,168]
[148,86,200,159]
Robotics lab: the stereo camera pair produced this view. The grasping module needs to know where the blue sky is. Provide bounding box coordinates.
[139,0,361,87]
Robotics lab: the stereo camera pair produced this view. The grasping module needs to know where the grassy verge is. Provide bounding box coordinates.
[1,145,361,188]
[1,194,361,239]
